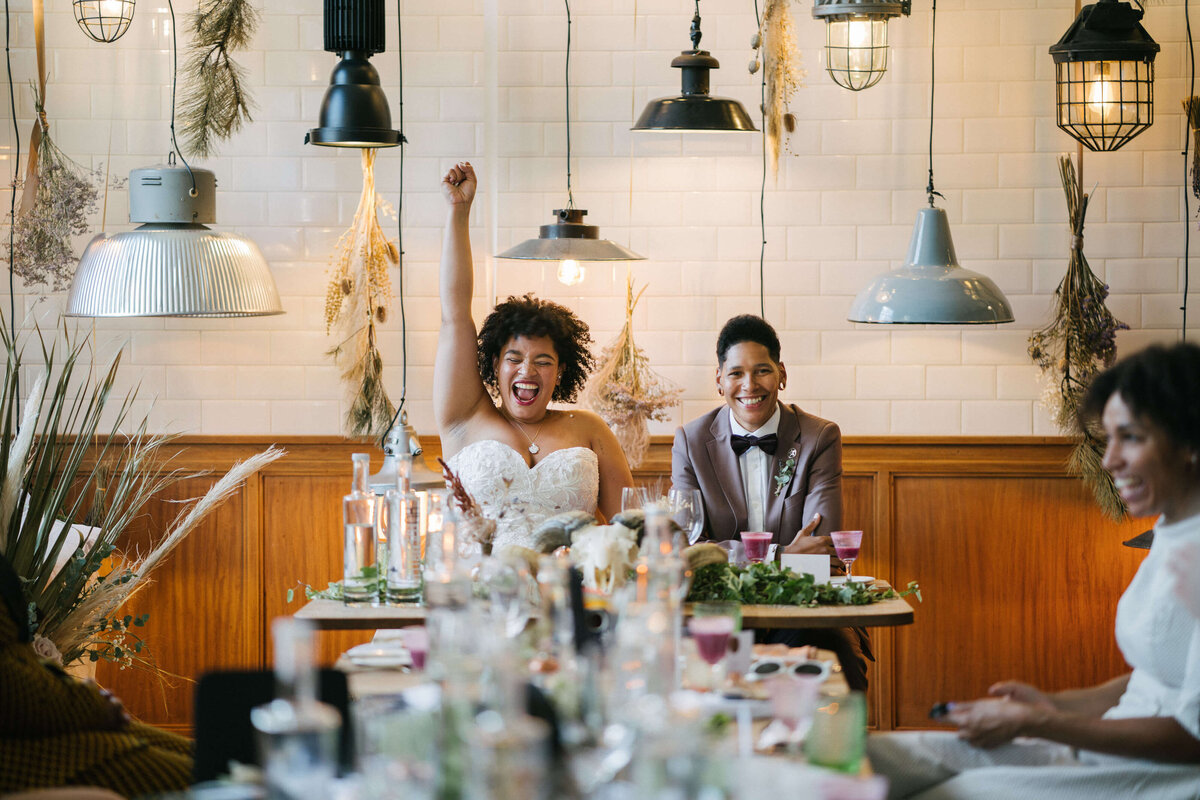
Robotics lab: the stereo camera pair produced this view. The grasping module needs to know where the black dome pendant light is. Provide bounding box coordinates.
[306,0,402,148]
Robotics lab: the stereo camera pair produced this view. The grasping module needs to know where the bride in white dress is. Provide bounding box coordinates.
[434,162,634,552]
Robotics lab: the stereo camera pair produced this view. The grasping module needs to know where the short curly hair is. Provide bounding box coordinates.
[477,293,595,403]
[1080,342,1200,455]
[717,314,782,365]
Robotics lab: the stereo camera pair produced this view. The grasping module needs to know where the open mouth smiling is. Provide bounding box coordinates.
[513,381,540,405]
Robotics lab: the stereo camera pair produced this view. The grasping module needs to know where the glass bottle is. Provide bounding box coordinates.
[386,452,424,604]
[251,618,342,800]
[343,452,378,605]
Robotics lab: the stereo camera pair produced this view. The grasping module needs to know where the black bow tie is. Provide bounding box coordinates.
[730,433,778,456]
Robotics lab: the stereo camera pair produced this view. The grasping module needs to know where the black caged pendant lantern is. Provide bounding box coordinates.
[812,0,910,92]
[73,0,135,43]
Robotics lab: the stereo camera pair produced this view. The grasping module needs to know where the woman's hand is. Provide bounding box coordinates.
[442,161,477,207]
[946,697,1049,749]
[988,680,1057,711]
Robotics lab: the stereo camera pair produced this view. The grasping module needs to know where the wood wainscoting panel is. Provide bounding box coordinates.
[96,476,252,733]
[889,474,1147,730]
[262,474,374,666]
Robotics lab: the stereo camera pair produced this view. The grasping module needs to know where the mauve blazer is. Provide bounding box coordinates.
[671,403,843,545]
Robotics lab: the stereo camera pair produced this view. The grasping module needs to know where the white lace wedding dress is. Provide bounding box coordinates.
[445,440,599,551]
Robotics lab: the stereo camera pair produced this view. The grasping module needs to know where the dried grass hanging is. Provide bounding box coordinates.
[759,0,805,176]
[1027,154,1128,519]
[1184,97,1200,202]
[584,273,682,468]
[179,0,258,158]
[325,149,398,438]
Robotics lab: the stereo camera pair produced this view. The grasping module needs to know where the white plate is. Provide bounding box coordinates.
[344,643,412,668]
[829,575,874,585]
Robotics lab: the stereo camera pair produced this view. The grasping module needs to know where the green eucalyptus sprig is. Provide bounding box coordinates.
[687,560,920,607]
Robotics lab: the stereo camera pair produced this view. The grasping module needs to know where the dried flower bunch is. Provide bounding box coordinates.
[1184,97,1200,201]
[753,0,805,175]
[584,273,682,468]
[0,325,282,668]
[438,459,497,556]
[180,0,258,158]
[1027,155,1128,519]
[325,149,399,438]
[7,88,104,292]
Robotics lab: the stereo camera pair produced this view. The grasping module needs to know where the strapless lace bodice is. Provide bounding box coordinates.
[445,440,599,551]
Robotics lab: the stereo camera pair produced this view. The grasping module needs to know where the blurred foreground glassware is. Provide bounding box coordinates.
[344,452,380,605]
[621,486,650,512]
[804,688,867,773]
[766,672,823,752]
[385,452,423,604]
[466,710,552,800]
[356,689,438,800]
[668,487,704,545]
[251,618,342,800]
[688,602,739,692]
[424,489,471,608]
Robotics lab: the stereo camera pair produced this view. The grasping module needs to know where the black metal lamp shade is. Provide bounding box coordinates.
[1049,0,1159,152]
[306,0,402,148]
[73,0,135,43]
[813,0,910,92]
[633,8,756,132]
[498,209,644,262]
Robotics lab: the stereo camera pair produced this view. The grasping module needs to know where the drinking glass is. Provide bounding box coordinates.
[687,602,738,691]
[740,531,773,564]
[400,626,428,671]
[830,530,864,581]
[667,487,704,545]
[765,672,823,748]
[804,689,867,773]
[621,486,650,512]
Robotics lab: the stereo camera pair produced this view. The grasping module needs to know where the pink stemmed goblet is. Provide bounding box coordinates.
[830,530,863,582]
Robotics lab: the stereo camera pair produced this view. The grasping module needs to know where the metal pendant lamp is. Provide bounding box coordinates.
[66,0,282,318]
[848,0,1013,325]
[1049,0,1159,153]
[812,0,910,92]
[632,0,756,132]
[73,0,135,43]
[499,0,644,285]
[67,164,282,317]
[306,0,402,148]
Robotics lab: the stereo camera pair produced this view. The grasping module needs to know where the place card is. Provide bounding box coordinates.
[780,553,830,583]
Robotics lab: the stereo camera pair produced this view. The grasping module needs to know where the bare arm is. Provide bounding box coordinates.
[588,412,633,522]
[990,675,1131,718]
[433,162,492,449]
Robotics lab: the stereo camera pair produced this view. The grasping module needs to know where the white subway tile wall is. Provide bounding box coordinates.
[5,0,1197,436]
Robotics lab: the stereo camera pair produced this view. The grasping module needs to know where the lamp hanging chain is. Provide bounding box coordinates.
[1185,0,1194,341]
[165,0,197,201]
[564,0,574,211]
[925,0,942,207]
[754,0,766,319]
[4,0,17,356]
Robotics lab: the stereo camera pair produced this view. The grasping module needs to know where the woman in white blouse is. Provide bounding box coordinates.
[869,342,1200,800]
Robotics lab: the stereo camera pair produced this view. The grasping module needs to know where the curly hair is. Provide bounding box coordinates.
[717,314,782,365]
[1080,341,1200,455]
[477,293,595,403]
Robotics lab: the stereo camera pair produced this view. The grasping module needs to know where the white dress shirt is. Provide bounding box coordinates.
[729,404,781,532]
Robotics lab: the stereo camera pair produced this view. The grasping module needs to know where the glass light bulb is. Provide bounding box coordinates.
[557,259,586,286]
[1086,65,1117,119]
[847,18,873,49]
[99,0,124,15]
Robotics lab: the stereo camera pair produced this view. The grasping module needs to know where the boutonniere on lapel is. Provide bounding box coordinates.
[773,447,798,497]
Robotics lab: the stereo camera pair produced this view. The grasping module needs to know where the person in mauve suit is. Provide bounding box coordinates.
[671,314,872,689]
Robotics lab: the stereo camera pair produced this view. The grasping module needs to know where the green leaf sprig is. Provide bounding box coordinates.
[687,561,920,607]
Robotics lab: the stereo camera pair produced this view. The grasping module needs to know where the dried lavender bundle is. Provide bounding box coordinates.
[1028,155,1128,519]
[759,0,805,176]
[179,0,258,158]
[7,118,102,291]
[326,149,398,438]
[584,273,681,468]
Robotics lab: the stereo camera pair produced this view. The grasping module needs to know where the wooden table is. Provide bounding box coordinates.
[295,582,914,630]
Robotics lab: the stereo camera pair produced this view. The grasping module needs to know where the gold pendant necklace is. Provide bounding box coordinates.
[509,415,546,455]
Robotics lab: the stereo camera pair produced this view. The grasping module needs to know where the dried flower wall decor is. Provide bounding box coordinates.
[754,0,805,176]
[325,149,398,438]
[1028,155,1128,519]
[1185,97,1200,202]
[179,0,258,158]
[584,273,682,468]
[7,85,105,292]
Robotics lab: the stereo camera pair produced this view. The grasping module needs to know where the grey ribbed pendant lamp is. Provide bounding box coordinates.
[847,0,1012,325]
[67,165,282,317]
[633,0,756,132]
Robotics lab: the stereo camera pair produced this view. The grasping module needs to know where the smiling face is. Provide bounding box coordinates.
[717,341,786,432]
[494,335,561,422]
[1101,392,1198,523]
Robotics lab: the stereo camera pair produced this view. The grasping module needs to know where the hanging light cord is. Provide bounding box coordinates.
[1184,0,1194,340]
[754,0,766,319]
[4,0,17,351]
[564,0,575,211]
[926,0,942,207]
[379,1,409,448]
[164,0,197,200]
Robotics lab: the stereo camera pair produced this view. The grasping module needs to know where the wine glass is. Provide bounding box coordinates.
[621,486,650,512]
[830,530,864,582]
[668,488,704,545]
[740,531,773,563]
[687,602,738,691]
